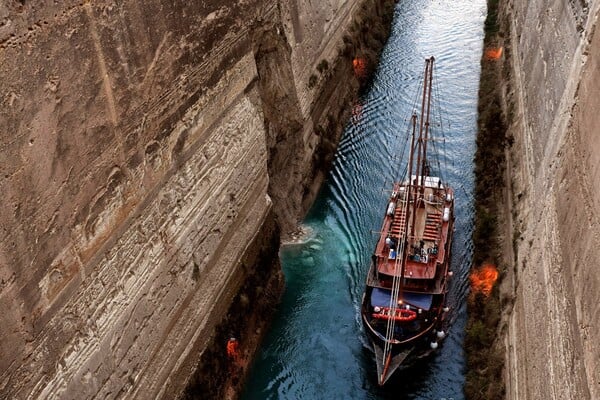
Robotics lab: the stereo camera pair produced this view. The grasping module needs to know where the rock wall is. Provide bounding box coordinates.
[0,0,393,398]
[500,0,600,398]
[260,0,394,233]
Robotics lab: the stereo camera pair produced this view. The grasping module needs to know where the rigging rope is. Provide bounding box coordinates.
[380,58,437,381]
[381,184,410,373]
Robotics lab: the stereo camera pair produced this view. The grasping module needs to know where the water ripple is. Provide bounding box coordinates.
[243,0,485,398]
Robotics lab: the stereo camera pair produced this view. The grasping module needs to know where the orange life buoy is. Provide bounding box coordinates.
[372,308,417,322]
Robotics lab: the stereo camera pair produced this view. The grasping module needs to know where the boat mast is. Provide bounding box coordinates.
[411,58,430,239]
[420,56,435,194]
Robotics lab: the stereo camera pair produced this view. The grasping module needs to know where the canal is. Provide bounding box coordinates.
[242,0,485,398]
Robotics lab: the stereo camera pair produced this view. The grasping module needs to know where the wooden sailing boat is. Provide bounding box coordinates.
[361,56,455,385]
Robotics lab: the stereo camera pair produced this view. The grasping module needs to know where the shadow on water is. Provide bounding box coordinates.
[242,0,486,398]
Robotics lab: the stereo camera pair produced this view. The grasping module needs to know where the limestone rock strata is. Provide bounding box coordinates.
[0,0,393,398]
[501,0,600,398]
[259,0,394,233]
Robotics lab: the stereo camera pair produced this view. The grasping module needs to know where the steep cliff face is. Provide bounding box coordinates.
[259,0,393,233]
[0,0,392,398]
[500,0,600,398]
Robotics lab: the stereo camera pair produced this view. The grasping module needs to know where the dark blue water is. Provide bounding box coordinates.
[242,0,485,398]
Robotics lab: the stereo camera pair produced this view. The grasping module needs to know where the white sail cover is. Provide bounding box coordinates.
[408,175,443,188]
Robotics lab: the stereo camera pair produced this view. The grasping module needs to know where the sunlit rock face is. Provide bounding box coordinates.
[502,1,600,399]
[0,0,392,398]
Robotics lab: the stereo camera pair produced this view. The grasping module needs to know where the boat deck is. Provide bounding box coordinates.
[374,181,453,279]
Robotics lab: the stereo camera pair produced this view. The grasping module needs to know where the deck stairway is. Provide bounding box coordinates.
[423,212,441,241]
[390,206,407,238]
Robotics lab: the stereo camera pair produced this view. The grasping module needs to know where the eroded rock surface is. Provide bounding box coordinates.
[500,1,600,398]
[0,0,393,398]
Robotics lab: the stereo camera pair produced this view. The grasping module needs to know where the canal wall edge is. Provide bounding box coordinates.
[489,0,600,398]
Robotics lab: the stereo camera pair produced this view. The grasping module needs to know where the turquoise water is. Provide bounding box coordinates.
[242,0,485,398]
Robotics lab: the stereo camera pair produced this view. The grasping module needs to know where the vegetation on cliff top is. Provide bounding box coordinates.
[465,0,508,398]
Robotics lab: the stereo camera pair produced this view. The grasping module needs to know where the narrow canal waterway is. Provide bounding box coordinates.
[243,0,485,398]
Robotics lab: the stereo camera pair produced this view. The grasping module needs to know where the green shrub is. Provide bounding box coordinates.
[317,59,329,73]
[308,74,318,88]
[468,0,508,398]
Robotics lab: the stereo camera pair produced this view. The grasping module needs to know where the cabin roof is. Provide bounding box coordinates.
[370,287,433,310]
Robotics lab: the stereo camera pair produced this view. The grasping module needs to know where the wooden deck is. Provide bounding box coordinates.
[374,183,453,279]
